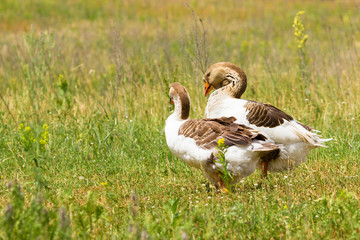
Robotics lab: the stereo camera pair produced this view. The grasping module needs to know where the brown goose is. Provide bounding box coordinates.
[202,62,331,176]
[165,82,279,190]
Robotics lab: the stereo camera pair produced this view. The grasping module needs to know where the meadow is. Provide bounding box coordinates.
[0,0,359,239]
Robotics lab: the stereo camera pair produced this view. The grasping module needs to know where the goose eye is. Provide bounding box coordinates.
[222,80,230,86]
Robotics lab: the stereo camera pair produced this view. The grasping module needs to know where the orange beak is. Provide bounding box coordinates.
[170,98,174,105]
[204,81,213,96]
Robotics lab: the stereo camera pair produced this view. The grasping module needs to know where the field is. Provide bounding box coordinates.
[0,0,360,239]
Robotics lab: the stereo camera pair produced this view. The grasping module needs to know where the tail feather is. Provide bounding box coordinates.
[292,121,331,147]
[313,137,332,147]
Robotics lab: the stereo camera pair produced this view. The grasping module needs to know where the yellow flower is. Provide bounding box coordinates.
[25,126,31,132]
[40,131,49,145]
[284,205,287,209]
[217,138,225,147]
[100,182,108,186]
[292,11,308,50]
[42,124,49,130]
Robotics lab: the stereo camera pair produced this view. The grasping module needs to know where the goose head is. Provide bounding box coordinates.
[169,82,191,120]
[203,62,247,98]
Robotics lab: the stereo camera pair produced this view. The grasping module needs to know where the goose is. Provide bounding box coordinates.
[165,82,280,190]
[202,62,331,176]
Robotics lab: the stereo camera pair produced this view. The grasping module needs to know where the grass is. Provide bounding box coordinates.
[0,0,359,238]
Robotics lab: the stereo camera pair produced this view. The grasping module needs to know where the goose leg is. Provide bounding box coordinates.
[205,153,229,192]
[262,161,268,178]
[216,173,229,193]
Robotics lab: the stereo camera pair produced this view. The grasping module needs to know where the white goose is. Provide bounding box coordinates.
[165,82,280,190]
[202,62,331,176]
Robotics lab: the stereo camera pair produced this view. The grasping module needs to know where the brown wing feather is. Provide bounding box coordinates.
[178,117,266,150]
[244,101,293,128]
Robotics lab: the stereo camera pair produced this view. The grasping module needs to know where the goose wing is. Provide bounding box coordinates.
[178,116,266,150]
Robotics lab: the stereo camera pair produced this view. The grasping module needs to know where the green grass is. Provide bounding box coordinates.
[0,0,359,239]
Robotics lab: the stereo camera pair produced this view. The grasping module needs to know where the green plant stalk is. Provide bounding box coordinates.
[216,139,233,191]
